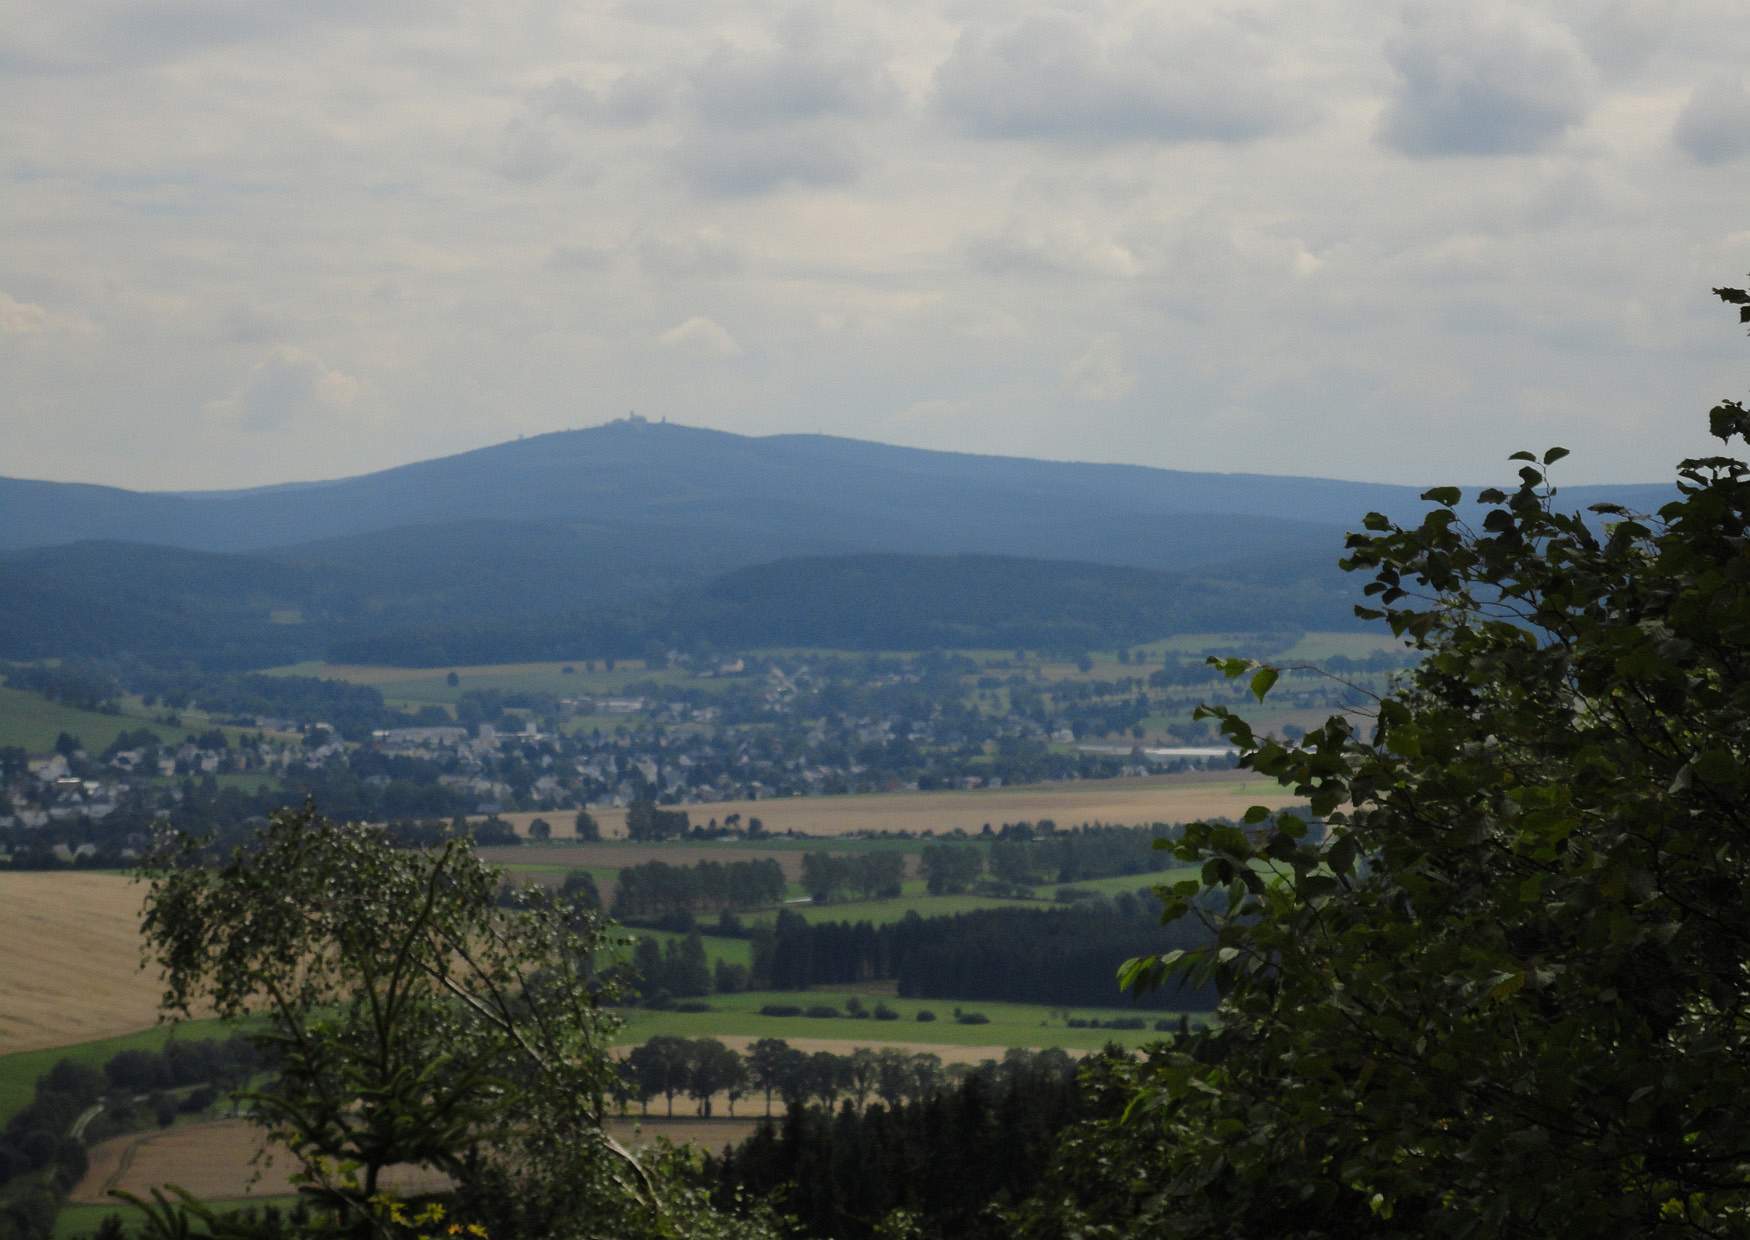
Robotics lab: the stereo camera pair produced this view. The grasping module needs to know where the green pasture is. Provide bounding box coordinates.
[0,687,157,757]
[620,929,754,970]
[0,1019,249,1129]
[615,990,1186,1052]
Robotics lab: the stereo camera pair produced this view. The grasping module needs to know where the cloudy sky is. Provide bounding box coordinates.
[3,0,1749,490]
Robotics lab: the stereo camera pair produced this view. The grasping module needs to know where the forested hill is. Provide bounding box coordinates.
[0,541,1357,667]
[0,418,1674,565]
[693,553,1358,652]
[0,420,1675,666]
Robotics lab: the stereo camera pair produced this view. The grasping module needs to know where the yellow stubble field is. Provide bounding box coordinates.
[0,872,168,1055]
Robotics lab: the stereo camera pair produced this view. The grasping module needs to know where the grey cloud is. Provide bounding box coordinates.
[686,22,897,127]
[638,230,745,278]
[534,74,671,126]
[2,0,429,73]
[1566,0,1673,77]
[931,12,1300,144]
[545,244,616,273]
[1378,8,1596,157]
[494,116,566,181]
[964,221,1143,279]
[672,126,859,196]
[1673,77,1750,163]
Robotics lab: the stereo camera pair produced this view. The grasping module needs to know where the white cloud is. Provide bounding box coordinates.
[1062,338,1135,402]
[658,316,743,358]
[205,346,361,433]
[0,290,93,336]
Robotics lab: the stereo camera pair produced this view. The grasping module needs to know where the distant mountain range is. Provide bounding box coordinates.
[0,420,1675,667]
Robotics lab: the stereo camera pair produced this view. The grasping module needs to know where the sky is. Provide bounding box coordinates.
[3,0,1749,491]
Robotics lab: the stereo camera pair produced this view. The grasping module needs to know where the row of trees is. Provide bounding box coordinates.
[611,858,787,919]
[624,799,692,841]
[745,902,1217,1009]
[799,851,904,903]
[620,1037,1001,1124]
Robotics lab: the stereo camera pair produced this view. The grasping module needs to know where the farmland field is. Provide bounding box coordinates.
[0,872,171,1055]
[66,1112,772,1218]
[70,1120,451,1205]
[480,770,1302,841]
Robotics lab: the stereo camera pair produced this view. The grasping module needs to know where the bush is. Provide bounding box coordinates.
[915,1009,936,1022]
[180,1085,220,1113]
[760,1004,803,1018]
[873,1003,900,1021]
[1066,1018,1089,1029]
[672,1000,712,1013]
[955,1012,990,1026]
[803,1005,842,1019]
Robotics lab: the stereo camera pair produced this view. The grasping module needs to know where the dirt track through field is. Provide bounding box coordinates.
[0,873,169,1054]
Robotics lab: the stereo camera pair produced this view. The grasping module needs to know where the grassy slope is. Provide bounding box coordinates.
[0,686,150,756]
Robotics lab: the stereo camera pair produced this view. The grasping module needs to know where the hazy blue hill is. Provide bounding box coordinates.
[2,419,1666,568]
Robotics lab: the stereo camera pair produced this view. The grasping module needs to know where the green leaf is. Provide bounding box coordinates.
[1420,486,1462,507]
[1541,446,1570,465]
[1249,666,1279,702]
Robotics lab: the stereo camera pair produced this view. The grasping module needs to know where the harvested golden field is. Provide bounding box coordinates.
[72,1121,449,1204]
[73,1116,761,1204]
[0,872,169,1054]
[487,771,1302,841]
[608,1116,761,1151]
